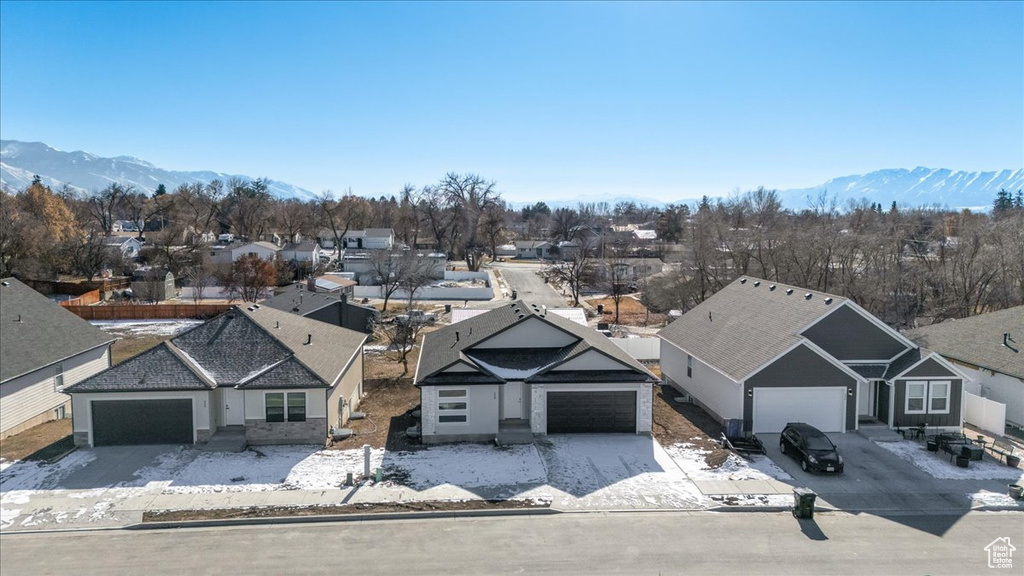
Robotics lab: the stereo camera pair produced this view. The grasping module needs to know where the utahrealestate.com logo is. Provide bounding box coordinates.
[985,537,1015,569]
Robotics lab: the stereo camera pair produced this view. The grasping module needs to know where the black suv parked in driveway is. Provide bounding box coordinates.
[780,422,844,474]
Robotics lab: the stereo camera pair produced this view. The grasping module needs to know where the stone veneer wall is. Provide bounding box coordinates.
[420,387,437,437]
[245,418,326,445]
[530,385,546,434]
[196,428,212,442]
[73,431,90,447]
[637,383,653,433]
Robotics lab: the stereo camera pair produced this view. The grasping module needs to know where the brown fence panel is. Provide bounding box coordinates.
[63,303,233,321]
[59,289,101,307]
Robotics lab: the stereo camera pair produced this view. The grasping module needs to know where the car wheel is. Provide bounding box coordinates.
[801,458,809,472]
[780,441,787,454]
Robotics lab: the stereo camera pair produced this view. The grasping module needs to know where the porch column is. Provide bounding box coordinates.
[531,385,546,434]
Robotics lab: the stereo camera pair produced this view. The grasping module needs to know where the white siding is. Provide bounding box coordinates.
[1,345,110,437]
[71,389,213,446]
[552,350,630,372]
[474,317,576,349]
[660,338,743,421]
[244,389,328,421]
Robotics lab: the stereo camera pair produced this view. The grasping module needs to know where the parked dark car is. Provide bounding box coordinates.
[780,422,844,474]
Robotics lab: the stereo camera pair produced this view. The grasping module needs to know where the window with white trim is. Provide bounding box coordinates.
[928,381,950,414]
[906,382,926,413]
[437,389,468,424]
[54,363,64,392]
[905,380,951,415]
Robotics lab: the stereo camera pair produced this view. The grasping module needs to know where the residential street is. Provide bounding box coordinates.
[492,262,568,308]
[2,511,1020,575]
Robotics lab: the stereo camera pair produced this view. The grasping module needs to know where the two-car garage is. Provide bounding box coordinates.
[90,399,194,446]
[546,390,638,433]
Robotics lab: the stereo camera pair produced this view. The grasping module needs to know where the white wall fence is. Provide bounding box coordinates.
[443,270,489,282]
[964,392,1006,436]
[353,285,494,301]
[610,337,660,361]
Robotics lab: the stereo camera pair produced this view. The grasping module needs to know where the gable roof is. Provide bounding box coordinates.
[906,306,1024,380]
[65,342,215,393]
[1,278,116,383]
[658,276,854,381]
[261,287,343,316]
[282,241,320,251]
[364,228,394,238]
[102,236,139,246]
[415,300,656,386]
[514,240,551,249]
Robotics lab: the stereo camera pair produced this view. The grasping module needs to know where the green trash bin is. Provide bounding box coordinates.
[793,488,817,519]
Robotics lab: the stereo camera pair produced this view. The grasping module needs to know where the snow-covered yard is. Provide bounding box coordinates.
[91,319,203,337]
[665,443,792,481]
[875,440,1024,481]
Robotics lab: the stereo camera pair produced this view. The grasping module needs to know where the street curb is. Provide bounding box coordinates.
[131,506,560,530]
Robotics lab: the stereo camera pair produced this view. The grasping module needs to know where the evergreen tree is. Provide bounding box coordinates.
[993,188,1014,214]
[890,201,898,214]
[1015,189,1024,209]
[154,184,167,197]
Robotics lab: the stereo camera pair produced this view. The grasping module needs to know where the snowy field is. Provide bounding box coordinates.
[666,443,792,481]
[875,440,1024,481]
[91,319,204,338]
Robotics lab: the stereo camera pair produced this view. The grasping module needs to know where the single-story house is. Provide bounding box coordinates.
[262,283,377,334]
[907,306,1024,434]
[65,305,366,447]
[515,240,556,260]
[343,228,395,250]
[658,277,970,434]
[415,300,659,444]
[281,241,322,263]
[112,220,140,233]
[131,269,176,302]
[1,278,115,438]
[209,241,281,265]
[102,236,143,261]
[597,258,665,283]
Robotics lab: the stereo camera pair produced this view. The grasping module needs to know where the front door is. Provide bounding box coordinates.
[876,382,890,425]
[503,382,523,419]
[223,388,246,426]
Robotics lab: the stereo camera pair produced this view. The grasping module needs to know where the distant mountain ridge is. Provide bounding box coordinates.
[2,139,1020,209]
[0,140,317,201]
[777,167,1024,210]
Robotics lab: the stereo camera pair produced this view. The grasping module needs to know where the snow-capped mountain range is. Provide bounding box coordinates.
[1,139,1020,209]
[0,140,317,201]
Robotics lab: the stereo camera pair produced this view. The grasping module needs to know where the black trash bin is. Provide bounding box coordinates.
[793,488,817,519]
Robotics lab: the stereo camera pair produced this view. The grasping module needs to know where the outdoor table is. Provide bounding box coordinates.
[961,444,984,461]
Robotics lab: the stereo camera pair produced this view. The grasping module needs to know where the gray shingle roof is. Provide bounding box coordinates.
[65,342,215,393]
[236,357,326,389]
[657,277,850,381]
[415,300,656,386]
[172,311,292,385]
[907,306,1024,379]
[883,348,923,379]
[261,287,342,316]
[1,277,116,383]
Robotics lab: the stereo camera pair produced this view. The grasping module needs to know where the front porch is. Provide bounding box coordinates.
[199,426,247,452]
[497,419,533,445]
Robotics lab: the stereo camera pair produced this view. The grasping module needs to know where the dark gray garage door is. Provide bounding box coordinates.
[91,399,193,446]
[546,391,636,433]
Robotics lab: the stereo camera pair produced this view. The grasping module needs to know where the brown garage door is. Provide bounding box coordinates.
[546,391,636,433]
[91,399,193,446]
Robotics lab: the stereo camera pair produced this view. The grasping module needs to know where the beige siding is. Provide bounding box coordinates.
[327,350,364,427]
[660,338,743,422]
[1,345,110,437]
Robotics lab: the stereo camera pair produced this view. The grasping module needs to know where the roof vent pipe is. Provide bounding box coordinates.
[804,293,812,300]
[753,281,760,287]
[305,334,312,345]
[275,320,280,329]
[824,297,833,304]
[740,278,747,284]
[769,285,776,291]
[785,289,793,295]
[1004,333,1019,353]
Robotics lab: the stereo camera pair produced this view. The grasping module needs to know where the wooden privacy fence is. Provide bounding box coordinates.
[58,289,101,307]
[64,303,234,321]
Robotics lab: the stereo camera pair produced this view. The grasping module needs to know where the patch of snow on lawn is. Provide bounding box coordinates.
[385,444,546,489]
[91,320,203,337]
[666,443,792,481]
[875,441,1024,481]
[156,446,327,493]
[970,491,1024,508]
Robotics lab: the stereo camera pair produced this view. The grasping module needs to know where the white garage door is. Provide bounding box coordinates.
[752,387,846,433]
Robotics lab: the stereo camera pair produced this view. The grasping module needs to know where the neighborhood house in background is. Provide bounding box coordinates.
[64,305,366,448]
[658,276,971,435]
[0,277,115,438]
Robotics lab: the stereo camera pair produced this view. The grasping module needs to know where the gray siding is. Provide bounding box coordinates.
[903,358,958,378]
[802,305,907,361]
[893,378,963,427]
[743,344,857,432]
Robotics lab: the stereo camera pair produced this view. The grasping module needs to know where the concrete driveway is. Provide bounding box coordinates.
[58,445,181,490]
[492,262,567,307]
[761,432,1015,512]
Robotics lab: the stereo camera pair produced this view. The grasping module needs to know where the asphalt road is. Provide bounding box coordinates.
[493,262,568,308]
[2,511,1019,575]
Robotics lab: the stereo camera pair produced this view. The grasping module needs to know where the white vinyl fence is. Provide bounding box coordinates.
[964,392,1006,436]
[610,337,660,361]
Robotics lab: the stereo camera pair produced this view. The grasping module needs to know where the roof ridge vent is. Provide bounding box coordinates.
[804,293,812,300]
[785,289,793,295]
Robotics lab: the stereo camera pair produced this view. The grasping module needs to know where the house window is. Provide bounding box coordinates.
[287,392,307,422]
[686,355,693,378]
[54,363,64,391]
[928,381,950,414]
[437,389,468,424]
[54,405,66,419]
[906,383,926,414]
[266,393,285,422]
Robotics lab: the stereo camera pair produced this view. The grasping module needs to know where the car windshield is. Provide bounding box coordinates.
[804,435,834,450]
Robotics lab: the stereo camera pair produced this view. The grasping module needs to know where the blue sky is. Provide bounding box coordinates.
[1,1,1021,202]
